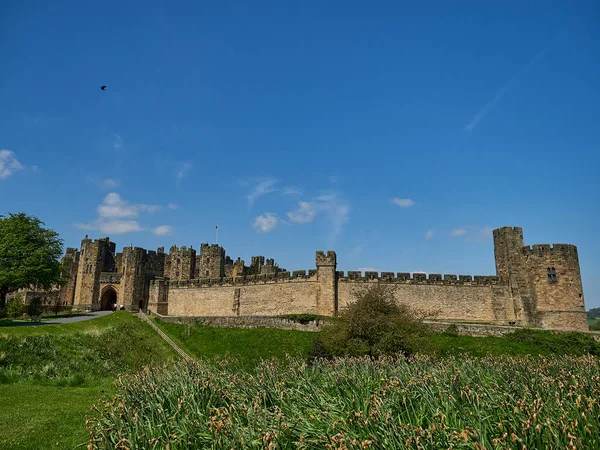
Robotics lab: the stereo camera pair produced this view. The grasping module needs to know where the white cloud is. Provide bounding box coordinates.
[0,149,24,179]
[167,203,179,210]
[103,178,118,188]
[287,201,317,224]
[253,213,280,233]
[97,193,161,218]
[451,227,467,237]
[281,186,302,196]
[465,48,548,132]
[315,191,350,246]
[76,192,162,235]
[177,162,192,180]
[75,220,142,234]
[88,176,119,189]
[152,225,174,236]
[425,230,433,240]
[356,267,377,272]
[466,226,494,243]
[247,178,278,206]
[392,198,415,208]
[112,133,123,149]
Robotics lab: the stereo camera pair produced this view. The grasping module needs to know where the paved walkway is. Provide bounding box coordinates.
[4,310,113,327]
[42,310,114,324]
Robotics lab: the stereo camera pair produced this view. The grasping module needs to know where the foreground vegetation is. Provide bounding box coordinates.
[0,312,176,384]
[0,312,177,450]
[3,308,600,449]
[152,318,315,371]
[89,354,600,449]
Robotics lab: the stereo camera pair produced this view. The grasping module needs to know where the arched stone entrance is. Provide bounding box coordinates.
[100,286,117,311]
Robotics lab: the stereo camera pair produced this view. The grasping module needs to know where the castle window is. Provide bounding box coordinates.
[207,258,210,263]
[175,271,179,277]
[547,267,557,282]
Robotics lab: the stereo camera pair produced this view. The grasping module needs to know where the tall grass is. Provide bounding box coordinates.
[0,313,177,385]
[89,354,600,449]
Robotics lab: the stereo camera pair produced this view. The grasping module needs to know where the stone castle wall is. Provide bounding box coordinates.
[164,278,319,316]
[337,276,508,323]
[63,226,589,332]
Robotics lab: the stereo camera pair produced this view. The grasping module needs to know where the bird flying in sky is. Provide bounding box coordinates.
[100,85,107,91]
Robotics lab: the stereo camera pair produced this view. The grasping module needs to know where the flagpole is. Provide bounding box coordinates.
[216,222,218,245]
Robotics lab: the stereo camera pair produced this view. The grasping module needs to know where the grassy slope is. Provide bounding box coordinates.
[0,312,178,450]
[154,318,600,364]
[153,319,315,370]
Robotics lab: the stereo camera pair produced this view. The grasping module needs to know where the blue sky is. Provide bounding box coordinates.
[1,1,599,308]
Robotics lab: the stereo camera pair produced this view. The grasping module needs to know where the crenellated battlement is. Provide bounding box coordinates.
[316,250,336,266]
[169,245,196,256]
[521,243,578,256]
[200,243,225,254]
[164,269,317,289]
[337,271,499,285]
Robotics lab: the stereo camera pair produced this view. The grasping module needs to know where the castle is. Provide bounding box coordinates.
[57,226,588,331]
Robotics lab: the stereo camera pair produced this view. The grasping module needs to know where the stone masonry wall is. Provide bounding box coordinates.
[522,244,587,331]
[337,276,505,323]
[166,279,319,316]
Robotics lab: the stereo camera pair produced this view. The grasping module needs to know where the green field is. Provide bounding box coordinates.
[151,318,316,370]
[0,382,113,450]
[0,312,178,450]
[2,313,600,449]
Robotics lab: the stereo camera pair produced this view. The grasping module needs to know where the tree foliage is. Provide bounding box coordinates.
[27,297,43,322]
[0,213,63,308]
[310,283,433,360]
[588,308,600,320]
[7,294,25,319]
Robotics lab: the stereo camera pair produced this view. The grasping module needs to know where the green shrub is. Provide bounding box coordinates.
[7,295,24,319]
[276,314,324,324]
[590,321,600,331]
[506,328,600,356]
[442,323,459,337]
[27,297,43,321]
[311,284,433,360]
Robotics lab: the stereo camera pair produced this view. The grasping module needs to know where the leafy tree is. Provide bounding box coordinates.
[587,308,600,320]
[7,294,25,319]
[51,295,63,316]
[310,283,433,360]
[27,297,43,322]
[0,213,63,309]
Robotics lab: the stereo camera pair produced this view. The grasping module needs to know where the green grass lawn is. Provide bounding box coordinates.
[152,319,316,371]
[432,329,600,357]
[0,381,114,450]
[0,312,178,450]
